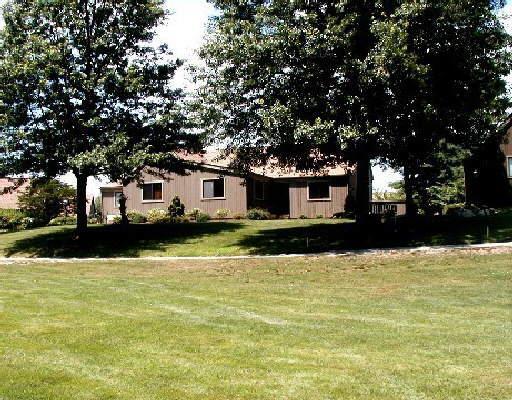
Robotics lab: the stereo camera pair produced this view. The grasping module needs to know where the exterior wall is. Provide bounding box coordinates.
[102,169,248,218]
[501,128,512,182]
[102,190,119,216]
[288,177,348,219]
[0,179,29,209]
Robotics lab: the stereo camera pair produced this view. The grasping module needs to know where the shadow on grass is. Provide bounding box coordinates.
[3,222,244,258]
[4,212,512,258]
[237,214,512,255]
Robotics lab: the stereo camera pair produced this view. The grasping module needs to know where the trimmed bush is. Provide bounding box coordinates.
[48,215,77,226]
[0,209,30,231]
[299,215,308,219]
[127,210,147,224]
[146,209,171,224]
[186,208,202,221]
[216,208,230,219]
[169,196,185,218]
[196,212,211,223]
[246,208,271,220]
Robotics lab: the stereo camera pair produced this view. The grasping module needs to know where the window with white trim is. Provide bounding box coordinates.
[202,178,225,199]
[254,180,265,200]
[114,192,123,208]
[308,181,330,200]
[142,182,163,202]
[508,157,512,178]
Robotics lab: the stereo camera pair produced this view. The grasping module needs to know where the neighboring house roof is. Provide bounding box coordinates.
[0,178,30,209]
[99,151,349,191]
[176,151,349,179]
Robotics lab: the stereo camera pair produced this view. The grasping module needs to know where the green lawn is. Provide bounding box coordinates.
[0,254,511,399]
[1,212,512,258]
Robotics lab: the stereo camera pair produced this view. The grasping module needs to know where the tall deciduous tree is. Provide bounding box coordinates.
[0,0,199,234]
[194,0,386,221]
[196,0,510,218]
[370,0,511,214]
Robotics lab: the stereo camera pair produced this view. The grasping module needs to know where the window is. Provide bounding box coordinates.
[508,157,512,178]
[114,192,123,208]
[254,180,265,200]
[202,178,225,199]
[308,181,331,200]
[142,182,163,202]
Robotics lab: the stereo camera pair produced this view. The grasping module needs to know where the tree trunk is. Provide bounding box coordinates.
[75,173,88,237]
[403,166,416,218]
[355,154,371,223]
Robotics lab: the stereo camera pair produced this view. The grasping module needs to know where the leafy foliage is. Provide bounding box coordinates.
[127,210,147,224]
[0,209,30,231]
[168,196,186,219]
[197,0,511,215]
[216,208,230,219]
[196,212,211,223]
[146,209,171,224]
[18,179,75,225]
[246,208,271,220]
[49,216,78,226]
[0,0,200,232]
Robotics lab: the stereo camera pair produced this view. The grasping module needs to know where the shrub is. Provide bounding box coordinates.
[316,214,324,219]
[299,214,308,219]
[196,212,211,223]
[18,178,75,225]
[48,215,77,226]
[0,209,29,231]
[246,208,271,220]
[127,210,147,224]
[174,216,190,223]
[186,208,202,221]
[146,209,171,224]
[168,196,185,218]
[444,203,466,216]
[232,213,246,220]
[216,208,230,219]
[112,216,122,225]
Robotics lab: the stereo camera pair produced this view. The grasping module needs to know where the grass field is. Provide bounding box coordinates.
[1,211,512,258]
[0,253,511,399]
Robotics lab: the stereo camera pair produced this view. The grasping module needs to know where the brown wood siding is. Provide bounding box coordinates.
[289,178,348,218]
[104,169,247,218]
[502,128,512,181]
[101,190,120,216]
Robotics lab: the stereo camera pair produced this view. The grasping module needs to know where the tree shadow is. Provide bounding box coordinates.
[237,214,512,255]
[3,222,244,258]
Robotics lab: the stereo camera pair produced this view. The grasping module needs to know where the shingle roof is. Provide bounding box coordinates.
[177,151,349,178]
[100,151,349,191]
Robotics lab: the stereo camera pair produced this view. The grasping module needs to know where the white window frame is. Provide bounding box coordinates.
[141,181,165,203]
[254,180,266,201]
[114,191,123,208]
[508,156,512,178]
[307,180,331,201]
[201,177,226,200]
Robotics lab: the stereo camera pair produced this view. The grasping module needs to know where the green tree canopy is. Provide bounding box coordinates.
[0,0,199,233]
[369,0,511,213]
[18,178,76,225]
[196,0,511,217]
